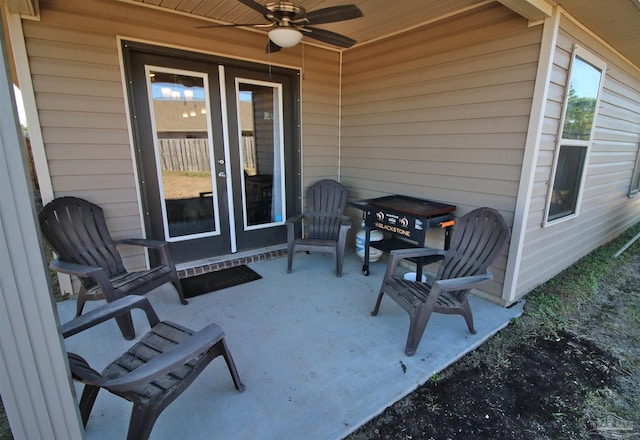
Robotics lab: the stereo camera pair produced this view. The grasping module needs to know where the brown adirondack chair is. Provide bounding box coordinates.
[39,196,187,339]
[286,179,352,277]
[371,207,510,356]
[62,295,245,440]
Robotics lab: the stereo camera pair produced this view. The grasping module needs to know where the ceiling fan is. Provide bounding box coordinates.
[197,0,363,53]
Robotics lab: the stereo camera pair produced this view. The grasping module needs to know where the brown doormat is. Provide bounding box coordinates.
[180,265,262,298]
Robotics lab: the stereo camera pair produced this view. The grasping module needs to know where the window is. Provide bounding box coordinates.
[629,145,640,196]
[545,46,606,224]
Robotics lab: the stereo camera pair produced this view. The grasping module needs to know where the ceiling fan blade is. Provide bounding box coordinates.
[237,0,271,17]
[196,23,266,28]
[304,5,363,25]
[266,40,282,53]
[304,27,357,48]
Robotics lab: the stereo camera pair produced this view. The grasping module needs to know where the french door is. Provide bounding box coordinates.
[123,42,299,263]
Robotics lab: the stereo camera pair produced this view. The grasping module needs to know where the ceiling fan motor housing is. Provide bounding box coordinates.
[265,1,307,26]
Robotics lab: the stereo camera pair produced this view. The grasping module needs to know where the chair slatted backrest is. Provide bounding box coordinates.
[39,197,127,288]
[306,180,349,240]
[436,207,509,284]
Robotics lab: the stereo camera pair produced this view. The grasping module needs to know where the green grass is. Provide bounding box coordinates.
[0,399,11,440]
[517,224,638,338]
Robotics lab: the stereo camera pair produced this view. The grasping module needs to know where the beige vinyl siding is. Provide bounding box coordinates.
[299,48,341,187]
[24,0,340,269]
[340,3,541,300]
[516,15,640,296]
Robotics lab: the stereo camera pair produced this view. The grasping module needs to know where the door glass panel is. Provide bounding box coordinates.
[146,67,219,240]
[237,80,285,228]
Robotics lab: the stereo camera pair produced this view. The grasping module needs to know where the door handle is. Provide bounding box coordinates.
[218,171,226,178]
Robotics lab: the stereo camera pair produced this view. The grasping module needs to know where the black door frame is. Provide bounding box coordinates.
[121,40,301,263]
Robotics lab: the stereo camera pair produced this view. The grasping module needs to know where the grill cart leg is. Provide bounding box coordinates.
[362,225,371,275]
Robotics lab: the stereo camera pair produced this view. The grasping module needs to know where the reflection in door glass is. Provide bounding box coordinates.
[147,68,218,239]
[237,81,285,228]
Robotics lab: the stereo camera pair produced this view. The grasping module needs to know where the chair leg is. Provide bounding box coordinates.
[76,294,87,317]
[114,311,136,340]
[370,290,385,316]
[218,339,246,392]
[172,278,188,305]
[460,301,477,334]
[78,385,101,427]
[127,402,161,440]
[77,292,134,339]
[335,251,344,278]
[336,232,348,277]
[287,246,294,273]
[404,311,432,356]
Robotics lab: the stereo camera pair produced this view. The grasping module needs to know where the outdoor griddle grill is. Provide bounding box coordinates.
[350,195,456,276]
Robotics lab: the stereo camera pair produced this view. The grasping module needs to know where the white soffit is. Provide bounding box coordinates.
[497,0,553,21]
[5,0,38,17]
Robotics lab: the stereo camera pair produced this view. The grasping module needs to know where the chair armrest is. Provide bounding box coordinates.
[285,213,304,225]
[389,247,445,260]
[49,259,104,278]
[384,248,446,278]
[61,295,160,338]
[116,238,168,249]
[286,214,304,243]
[103,323,225,392]
[338,216,352,235]
[115,238,174,268]
[336,217,353,251]
[433,272,493,293]
[49,259,120,301]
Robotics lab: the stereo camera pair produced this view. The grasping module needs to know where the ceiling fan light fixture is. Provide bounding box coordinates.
[268,27,303,48]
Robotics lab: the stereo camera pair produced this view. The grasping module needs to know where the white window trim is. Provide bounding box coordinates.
[543,44,607,226]
[628,143,640,197]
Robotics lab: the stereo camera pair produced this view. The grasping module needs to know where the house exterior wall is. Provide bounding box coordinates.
[516,13,640,296]
[340,3,542,300]
[21,0,341,270]
[15,1,640,302]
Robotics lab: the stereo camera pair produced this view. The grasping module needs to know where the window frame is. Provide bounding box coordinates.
[628,144,640,196]
[543,45,607,226]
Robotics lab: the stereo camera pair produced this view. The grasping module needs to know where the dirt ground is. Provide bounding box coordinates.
[347,230,640,440]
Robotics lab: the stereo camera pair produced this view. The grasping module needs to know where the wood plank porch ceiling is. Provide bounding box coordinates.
[122,0,640,68]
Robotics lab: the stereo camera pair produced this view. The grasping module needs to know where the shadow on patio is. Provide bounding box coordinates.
[58,249,523,440]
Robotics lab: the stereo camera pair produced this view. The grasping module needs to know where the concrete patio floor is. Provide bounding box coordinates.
[58,249,523,440]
